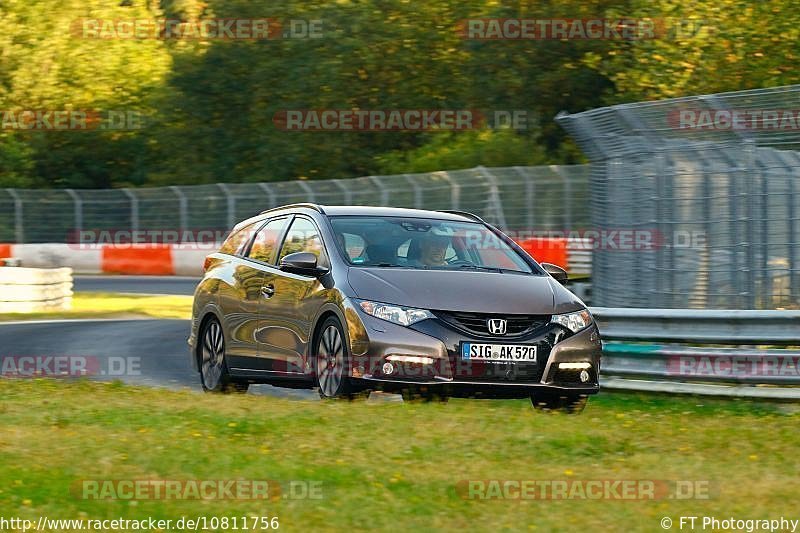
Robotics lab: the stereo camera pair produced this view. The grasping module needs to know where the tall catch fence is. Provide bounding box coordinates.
[557,84,800,310]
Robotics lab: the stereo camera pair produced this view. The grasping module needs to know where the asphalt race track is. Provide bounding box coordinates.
[73,276,200,296]
[0,319,318,399]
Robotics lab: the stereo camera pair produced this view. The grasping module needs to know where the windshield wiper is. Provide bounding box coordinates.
[455,264,502,272]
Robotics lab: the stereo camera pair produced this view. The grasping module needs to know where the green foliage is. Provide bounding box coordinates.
[377,130,550,174]
[593,0,800,101]
[0,0,797,188]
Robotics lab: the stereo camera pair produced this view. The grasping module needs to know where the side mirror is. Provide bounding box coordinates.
[280,252,327,276]
[541,262,568,284]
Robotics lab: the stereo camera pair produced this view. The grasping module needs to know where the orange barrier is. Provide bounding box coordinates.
[101,244,174,275]
[517,237,568,269]
[0,237,582,276]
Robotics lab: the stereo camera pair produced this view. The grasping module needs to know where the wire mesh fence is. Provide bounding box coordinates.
[557,84,800,310]
[0,165,590,244]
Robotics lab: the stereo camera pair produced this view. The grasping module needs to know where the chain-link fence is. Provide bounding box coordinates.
[0,165,590,244]
[557,84,800,310]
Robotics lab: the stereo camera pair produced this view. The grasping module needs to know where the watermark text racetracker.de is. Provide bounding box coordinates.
[458,479,715,500]
[668,108,800,131]
[71,479,322,501]
[457,18,709,41]
[1,110,144,131]
[669,354,800,379]
[68,229,230,250]
[0,356,140,378]
[71,18,322,40]
[273,109,531,131]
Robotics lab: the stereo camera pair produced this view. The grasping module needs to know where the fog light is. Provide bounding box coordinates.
[382,362,394,375]
[558,362,592,370]
[579,370,590,383]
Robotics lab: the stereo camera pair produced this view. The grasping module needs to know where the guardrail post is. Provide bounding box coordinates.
[759,146,770,309]
[169,186,188,236]
[744,139,757,308]
[788,159,799,305]
[476,166,508,229]
[434,170,460,210]
[65,189,83,236]
[296,180,316,203]
[5,189,24,243]
[513,166,535,232]
[217,183,236,228]
[403,174,423,209]
[258,183,277,209]
[368,176,390,206]
[121,188,139,233]
[550,165,572,230]
[332,179,353,205]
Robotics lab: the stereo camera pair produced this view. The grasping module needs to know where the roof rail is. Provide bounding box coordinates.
[437,209,485,223]
[260,203,325,215]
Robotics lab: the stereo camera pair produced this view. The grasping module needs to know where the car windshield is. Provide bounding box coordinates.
[329,216,535,274]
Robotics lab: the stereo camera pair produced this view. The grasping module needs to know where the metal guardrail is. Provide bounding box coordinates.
[590,308,800,399]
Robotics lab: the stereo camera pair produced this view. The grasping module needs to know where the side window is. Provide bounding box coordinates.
[248,218,287,264]
[219,221,260,256]
[278,218,326,263]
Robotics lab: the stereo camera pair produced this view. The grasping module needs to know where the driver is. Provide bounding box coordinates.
[415,228,453,267]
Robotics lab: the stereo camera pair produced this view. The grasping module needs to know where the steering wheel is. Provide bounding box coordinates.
[446,259,475,266]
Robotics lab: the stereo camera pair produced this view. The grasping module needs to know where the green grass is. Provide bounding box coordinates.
[1,380,798,532]
[0,293,193,322]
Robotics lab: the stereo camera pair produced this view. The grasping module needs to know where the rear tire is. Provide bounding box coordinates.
[199,317,249,394]
[315,317,356,399]
[531,393,587,414]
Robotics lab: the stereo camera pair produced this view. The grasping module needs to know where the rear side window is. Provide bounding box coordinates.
[219,221,260,256]
[248,217,288,264]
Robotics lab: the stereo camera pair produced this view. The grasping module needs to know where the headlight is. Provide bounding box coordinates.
[551,309,593,333]
[358,300,433,327]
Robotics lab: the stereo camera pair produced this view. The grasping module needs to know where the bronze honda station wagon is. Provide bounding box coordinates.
[189,204,601,412]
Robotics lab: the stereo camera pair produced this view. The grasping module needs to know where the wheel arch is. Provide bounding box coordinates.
[194,307,225,372]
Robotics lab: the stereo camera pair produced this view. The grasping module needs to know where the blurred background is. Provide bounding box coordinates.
[2,0,800,309]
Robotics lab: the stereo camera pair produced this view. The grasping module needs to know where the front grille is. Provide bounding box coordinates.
[435,311,551,337]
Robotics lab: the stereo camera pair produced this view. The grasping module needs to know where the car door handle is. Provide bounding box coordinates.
[261,284,275,298]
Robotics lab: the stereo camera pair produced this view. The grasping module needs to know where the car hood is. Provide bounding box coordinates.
[347,267,585,314]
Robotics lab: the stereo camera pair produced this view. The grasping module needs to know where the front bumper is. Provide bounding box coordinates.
[347,309,601,397]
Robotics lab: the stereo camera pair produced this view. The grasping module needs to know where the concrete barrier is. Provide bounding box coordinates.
[0,267,73,312]
[0,244,204,276]
[0,237,593,278]
[11,243,102,274]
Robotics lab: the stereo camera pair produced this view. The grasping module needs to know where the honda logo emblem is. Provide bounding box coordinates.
[487,318,507,335]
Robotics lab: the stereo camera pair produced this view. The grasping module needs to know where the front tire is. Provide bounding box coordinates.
[315,317,355,399]
[199,317,249,394]
[531,393,588,414]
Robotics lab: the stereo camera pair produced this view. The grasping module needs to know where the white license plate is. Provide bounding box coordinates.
[461,343,537,362]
